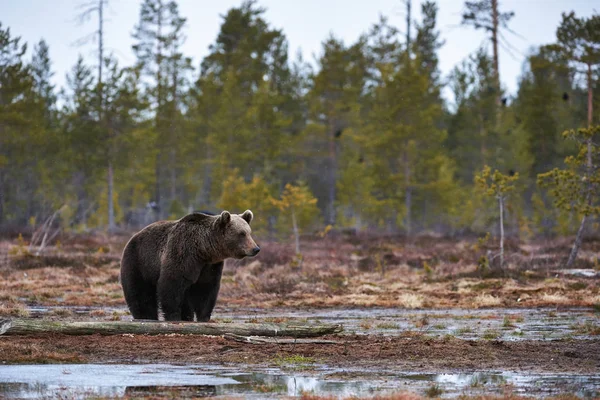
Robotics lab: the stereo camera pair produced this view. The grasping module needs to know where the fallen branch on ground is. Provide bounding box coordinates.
[0,319,343,338]
[223,333,341,344]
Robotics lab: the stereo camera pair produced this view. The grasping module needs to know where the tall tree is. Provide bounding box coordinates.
[447,50,498,183]
[0,24,33,224]
[92,57,145,227]
[75,0,117,230]
[200,0,289,93]
[414,2,444,90]
[461,0,514,109]
[63,55,102,227]
[306,36,367,226]
[30,39,62,218]
[132,0,190,218]
[550,12,600,266]
[516,46,576,177]
[196,0,296,207]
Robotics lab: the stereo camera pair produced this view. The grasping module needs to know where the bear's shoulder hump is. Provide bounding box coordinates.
[179,212,214,224]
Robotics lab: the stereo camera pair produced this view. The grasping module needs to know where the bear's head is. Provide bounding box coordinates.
[215,210,260,260]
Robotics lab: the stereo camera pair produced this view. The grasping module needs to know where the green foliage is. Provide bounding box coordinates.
[0,4,598,242]
[475,165,519,199]
[271,182,320,236]
[89,188,122,228]
[218,172,277,235]
[538,126,600,217]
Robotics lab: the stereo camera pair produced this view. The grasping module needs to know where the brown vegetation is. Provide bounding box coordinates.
[1,233,599,313]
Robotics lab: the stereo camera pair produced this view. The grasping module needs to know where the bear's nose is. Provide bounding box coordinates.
[251,246,261,256]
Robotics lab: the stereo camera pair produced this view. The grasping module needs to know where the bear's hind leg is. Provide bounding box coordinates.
[181,291,195,321]
[158,273,191,321]
[123,280,158,320]
[121,252,159,320]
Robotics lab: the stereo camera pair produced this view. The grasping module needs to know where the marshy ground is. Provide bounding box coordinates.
[0,232,599,398]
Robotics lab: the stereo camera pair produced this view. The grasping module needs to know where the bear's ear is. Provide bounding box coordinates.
[218,211,231,226]
[241,210,253,225]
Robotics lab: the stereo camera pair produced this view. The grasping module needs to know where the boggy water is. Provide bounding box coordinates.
[217,306,600,341]
[0,363,598,399]
[28,306,600,341]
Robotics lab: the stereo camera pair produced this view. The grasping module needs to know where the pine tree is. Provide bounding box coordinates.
[271,182,319,255]
[461,0,515,109]
[0,24,33,224]
[475,165,519,269]
[30,39,63,218]
[516,46,575,178]
[97,56,146,227]
[62,55,102,228]
[132,0,190,218]
[447,50,498,183]
[548,12,600,266]
[538,126,600,266]
[306,36,367,226]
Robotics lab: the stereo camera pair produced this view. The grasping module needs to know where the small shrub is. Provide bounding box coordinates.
[502,315,515,328]
[425,383,443,398]
[482,329,501,340]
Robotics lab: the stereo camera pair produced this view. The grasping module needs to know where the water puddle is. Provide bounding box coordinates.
[26,306,599,340]
[216,307,600,341]
[0,364,597,399]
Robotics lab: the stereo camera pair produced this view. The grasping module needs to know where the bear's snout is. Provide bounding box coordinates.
[250,246,261,256]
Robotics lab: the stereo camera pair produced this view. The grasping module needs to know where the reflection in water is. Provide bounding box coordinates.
[124,385,218,397]
[0,364,597,399]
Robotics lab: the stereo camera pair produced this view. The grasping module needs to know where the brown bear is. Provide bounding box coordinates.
[120,210,259,321]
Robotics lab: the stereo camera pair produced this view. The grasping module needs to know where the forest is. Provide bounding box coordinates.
[1,0,599,250]
[2,2,600,397]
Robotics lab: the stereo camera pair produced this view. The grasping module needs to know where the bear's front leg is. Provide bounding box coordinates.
[157,273,192,321]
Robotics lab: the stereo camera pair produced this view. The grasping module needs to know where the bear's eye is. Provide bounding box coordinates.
[239,232,247,237]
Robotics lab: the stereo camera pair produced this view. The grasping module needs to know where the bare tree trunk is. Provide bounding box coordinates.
[404,152,412,236]
[107,161,115,232]
[200,142,212,208]
[154,0,164,218]
[479,112,487,165]
[292,208,300,255]
[566,62,594,268]
[170,149,176,202]
[405,0,411,64]
[0,319,342,338]
[499,195,504,269]
[327,123,337,226]
[588,62,593,129]
[0,171,4,225]
[97,0,104,91]
[154,157,161,219]
[169,55,179,206]
[491,0,501,109]
[96,0,115,233]
[567,212,587,268]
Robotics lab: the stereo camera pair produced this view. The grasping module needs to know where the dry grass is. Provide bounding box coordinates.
[0,342,83,364]
[398,293,425,309]
[1,233,599,310]
[472,294,503,308]
[0,302,30,317]
[540,292,571,305]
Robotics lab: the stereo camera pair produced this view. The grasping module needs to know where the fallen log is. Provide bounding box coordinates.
[223,333,341,345]
[0,319,342,338]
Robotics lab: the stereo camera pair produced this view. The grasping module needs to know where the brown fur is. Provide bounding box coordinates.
[120,210,259,321]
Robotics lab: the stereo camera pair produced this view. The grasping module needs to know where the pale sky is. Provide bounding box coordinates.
[1,0,598,102]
